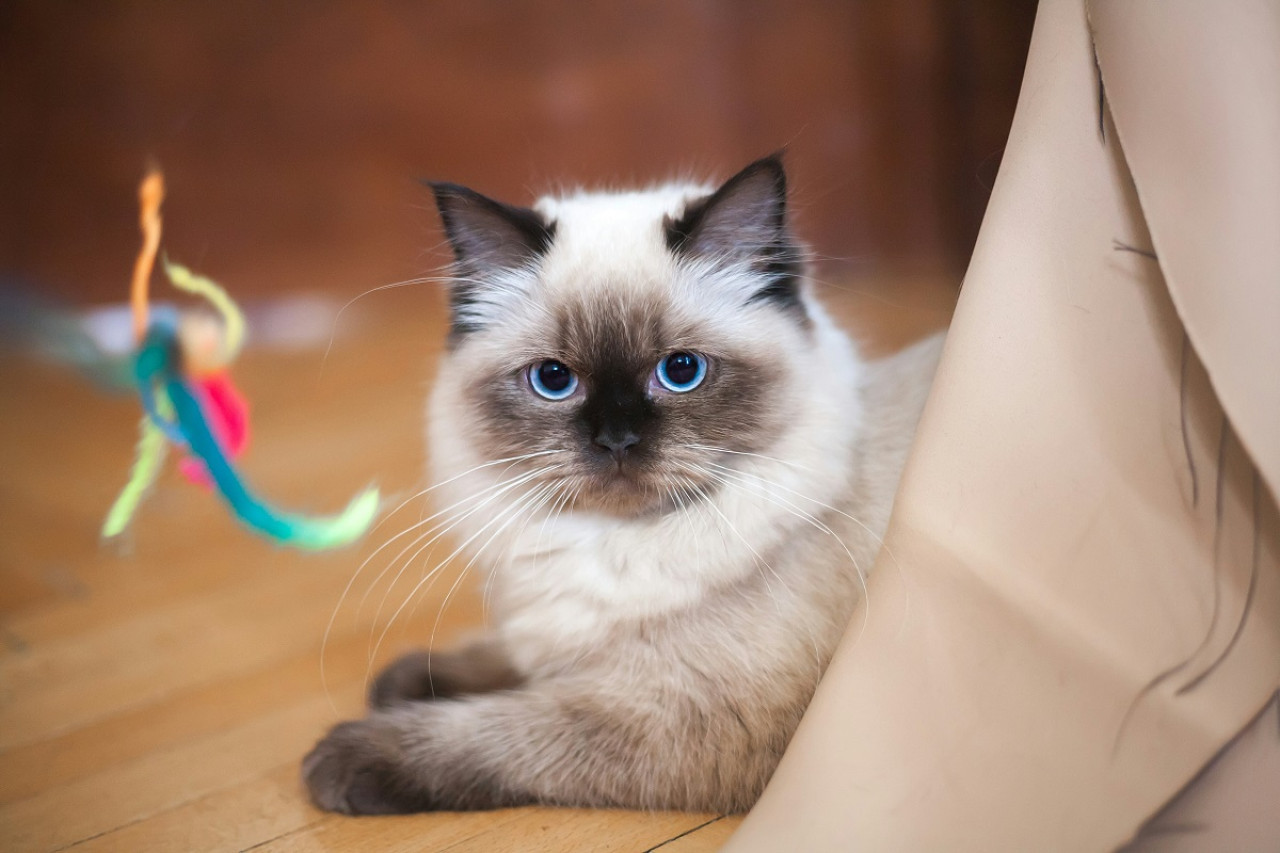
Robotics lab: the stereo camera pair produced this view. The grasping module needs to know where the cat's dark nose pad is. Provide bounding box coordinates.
[594,429,640,464]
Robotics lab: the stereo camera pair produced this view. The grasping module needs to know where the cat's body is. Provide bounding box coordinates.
[304,156,943,815]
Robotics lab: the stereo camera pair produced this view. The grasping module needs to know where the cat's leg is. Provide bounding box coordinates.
[304,681,774,814]
[369,638,523,708]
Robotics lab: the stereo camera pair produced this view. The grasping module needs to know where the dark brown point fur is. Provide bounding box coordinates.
[663,154,805,314]
[370,641,525,708]
[428,180,557,340]
[463,293,784,517]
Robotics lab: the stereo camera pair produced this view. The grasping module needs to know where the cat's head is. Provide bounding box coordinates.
[428,155,822,517]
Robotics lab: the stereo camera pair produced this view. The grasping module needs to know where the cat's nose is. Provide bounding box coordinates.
[594,428,640,462]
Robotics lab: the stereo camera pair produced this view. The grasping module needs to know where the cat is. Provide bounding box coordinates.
[303,154,944,815]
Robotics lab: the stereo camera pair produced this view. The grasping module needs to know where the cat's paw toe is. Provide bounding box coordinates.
[302,719,422,815]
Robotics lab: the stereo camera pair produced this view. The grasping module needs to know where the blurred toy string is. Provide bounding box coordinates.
[4,168,380,550]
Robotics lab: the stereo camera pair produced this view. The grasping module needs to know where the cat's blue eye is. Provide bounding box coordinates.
[655,352,707,393]
[527,360,578,400]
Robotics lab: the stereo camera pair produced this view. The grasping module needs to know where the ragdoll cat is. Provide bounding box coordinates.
[303,155,943,815]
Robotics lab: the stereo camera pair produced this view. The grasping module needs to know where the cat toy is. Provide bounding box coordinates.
[101,169,379,549]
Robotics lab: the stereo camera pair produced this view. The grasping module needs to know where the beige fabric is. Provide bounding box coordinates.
[1090,0,1280,501]
[725,0,1280,850]
[1119,692,1280,852]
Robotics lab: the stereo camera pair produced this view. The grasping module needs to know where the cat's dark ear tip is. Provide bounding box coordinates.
[420,180,474,207]
[421,181,499,235]
[737,151,788,188]
[759,149,788,167]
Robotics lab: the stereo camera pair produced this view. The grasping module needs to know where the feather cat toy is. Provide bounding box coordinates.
[102,169,378,549]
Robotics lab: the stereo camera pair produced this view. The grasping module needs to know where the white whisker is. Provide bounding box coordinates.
[681,443,814,473]
[422,480,561,680]
[320,452,565,711]
[364,477,555,688]
[699,461,866,586]
[364,465,560,646]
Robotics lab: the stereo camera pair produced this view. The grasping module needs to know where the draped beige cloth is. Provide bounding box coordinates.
[727,1,1280,849]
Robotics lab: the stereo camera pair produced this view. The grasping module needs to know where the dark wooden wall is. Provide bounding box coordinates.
[0,1,1035,304]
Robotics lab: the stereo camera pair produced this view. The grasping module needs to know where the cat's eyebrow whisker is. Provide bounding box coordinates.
[322,273,466,370]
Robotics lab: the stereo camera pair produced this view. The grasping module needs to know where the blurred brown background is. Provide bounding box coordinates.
[1,1,1035,307]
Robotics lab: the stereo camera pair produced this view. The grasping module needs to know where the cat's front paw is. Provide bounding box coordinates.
[302,718,425,815]
[369,651,440,708]
[369,644,523,709]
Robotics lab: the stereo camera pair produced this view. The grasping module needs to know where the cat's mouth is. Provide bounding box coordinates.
[569,458,664,515]
[572,459,716,518]
[596,464,646,493]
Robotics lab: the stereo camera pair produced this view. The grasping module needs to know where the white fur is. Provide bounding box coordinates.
[427,182,871,674]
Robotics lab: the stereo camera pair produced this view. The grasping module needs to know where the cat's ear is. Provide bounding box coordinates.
[664,154,802,310]
[428,182,556,276]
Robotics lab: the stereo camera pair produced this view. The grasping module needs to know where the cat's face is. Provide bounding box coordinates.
[430,156,814,516]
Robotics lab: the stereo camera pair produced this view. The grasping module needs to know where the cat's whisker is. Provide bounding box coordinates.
[373,449,570,536]
[682,464,843,670]
[700,457,897,575]
[364,465,562,648]
[423,480,562,678]
[322,453,561,713]
[326,451,568,649]
[366,479,555,689]
[321,273,463,371]
[680,443,814,473]
[499,479,575,624]
[365,474,553,663]
[693,477,788,614]
[697,461,867,587]
[700,459,887,636]
[408,480,561,635]
[672,476,705,586]
[698,465,873,634]
[359,462,553,601]
[481,479,567,626]
[353,465,553,639]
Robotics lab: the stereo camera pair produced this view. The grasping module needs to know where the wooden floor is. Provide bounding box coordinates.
[0,276,952,852]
